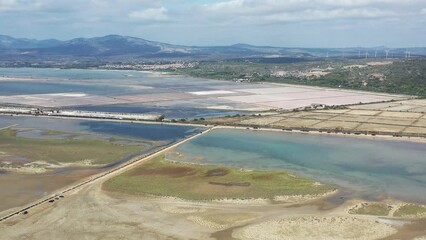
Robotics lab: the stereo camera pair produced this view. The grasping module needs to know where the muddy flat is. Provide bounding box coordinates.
[1,151,425,240]
[2,173,423,240]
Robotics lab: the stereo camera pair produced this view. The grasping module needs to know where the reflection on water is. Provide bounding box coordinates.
[0,115,203,142]
[170,129,426,203]
[80,121,200,141]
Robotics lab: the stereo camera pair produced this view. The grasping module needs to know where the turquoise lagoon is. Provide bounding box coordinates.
[168,129,426,203]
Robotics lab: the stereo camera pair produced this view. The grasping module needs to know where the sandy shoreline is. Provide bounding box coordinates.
[213,126,426,143]
[213,125,426,144]
[2,176,423,240]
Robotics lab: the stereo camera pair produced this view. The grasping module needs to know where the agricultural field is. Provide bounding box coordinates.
[206,99,426,137]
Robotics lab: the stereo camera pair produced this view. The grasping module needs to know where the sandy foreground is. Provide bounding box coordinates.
[1,174,424,240]
[233,216,397,240]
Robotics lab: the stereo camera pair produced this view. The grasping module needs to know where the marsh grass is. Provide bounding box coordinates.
[349,203,390,216]
[394,204,426,218]
[103,155,334,201]
[0,129,145,165]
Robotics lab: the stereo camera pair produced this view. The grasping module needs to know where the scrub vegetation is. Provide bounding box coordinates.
[348,203,391,216]
[394,204,426,218]
[175,58,426,97]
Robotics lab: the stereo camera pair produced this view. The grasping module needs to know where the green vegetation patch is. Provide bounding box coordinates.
[0,129,145,165]
[349,203,391,216]
[175,59,426,97]
[103,155,334,201]
[394,204,426,218]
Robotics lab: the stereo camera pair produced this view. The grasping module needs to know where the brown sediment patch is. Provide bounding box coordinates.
[191,182,248,196]
[382,219,426,240]
[211,224,244,240]
[129,166,197,178]
[312,198,340,211]
[205,168,230,177]
[251,174,275,181]
[0,167,99,212]
[209,182,251,187]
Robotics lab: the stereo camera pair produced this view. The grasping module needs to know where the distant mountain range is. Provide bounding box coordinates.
[0,35,62,49]
[0,34,425,62]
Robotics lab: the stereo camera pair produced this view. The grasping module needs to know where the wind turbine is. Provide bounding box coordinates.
[385,50,389,59]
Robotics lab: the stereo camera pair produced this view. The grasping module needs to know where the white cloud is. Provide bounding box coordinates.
[262,8,396,23]
[197,0,426,26]
[0,0,425,47]
[129,7,169,21]
[0,0,17,12]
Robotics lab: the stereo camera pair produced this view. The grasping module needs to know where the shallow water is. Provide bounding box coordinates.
[0,81,139,96]
[169,129,426,203]
[0,115,202,142]
[72,104,250,119]
[0,68,254,118]
[16,129,71,140]
[0,115,204,211]
[0,67,151,80]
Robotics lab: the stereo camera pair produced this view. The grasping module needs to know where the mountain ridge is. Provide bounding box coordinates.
[0,34,425,61]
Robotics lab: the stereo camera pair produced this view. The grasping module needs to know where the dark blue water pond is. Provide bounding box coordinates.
[72,104,250,119]
[80,121,201,141]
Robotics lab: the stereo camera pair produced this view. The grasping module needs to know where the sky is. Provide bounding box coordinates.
[0,0,425,48]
